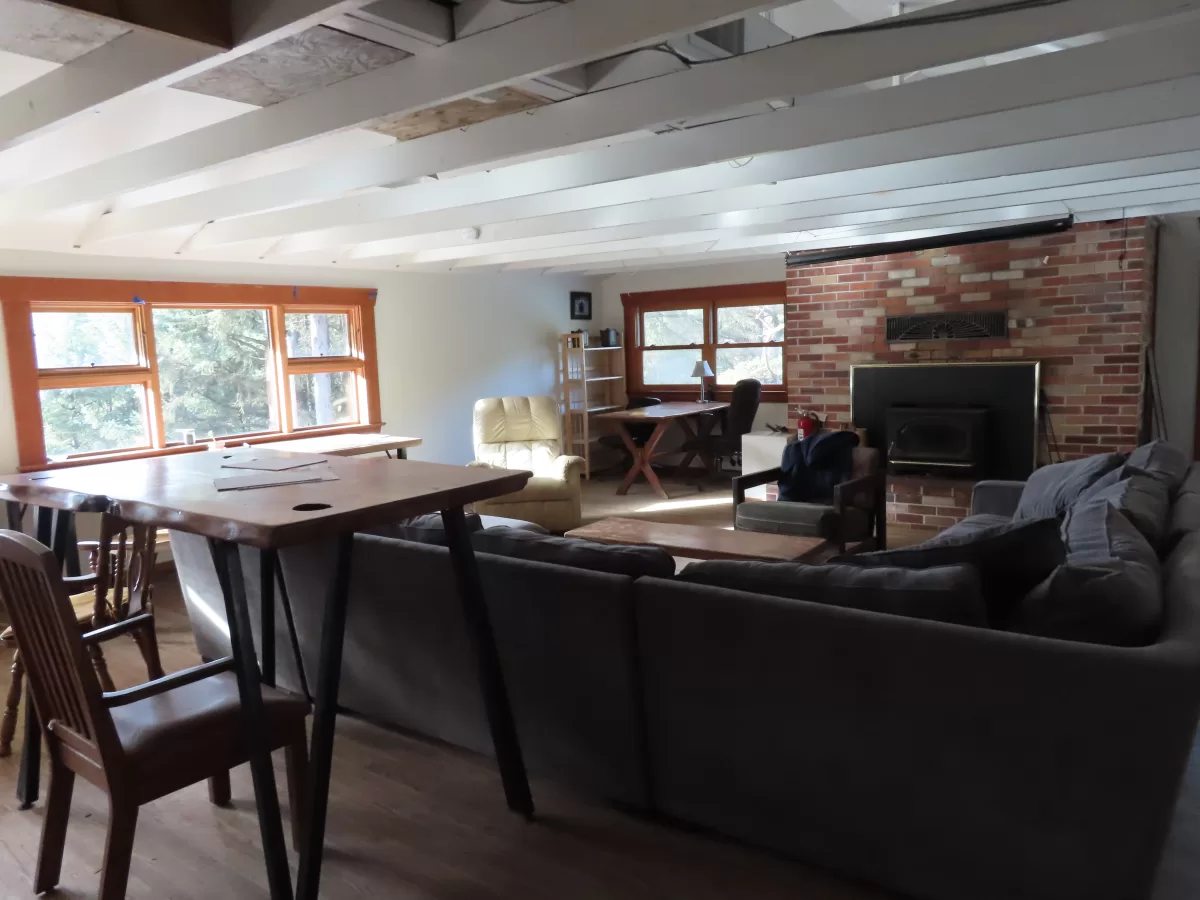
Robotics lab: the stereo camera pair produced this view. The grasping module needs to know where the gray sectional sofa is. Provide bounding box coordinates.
[172,441,1200,900]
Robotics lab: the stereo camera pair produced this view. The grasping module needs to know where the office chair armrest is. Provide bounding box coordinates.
[732,467,782,506]
[102,657,236,708]
[81,613,155,646]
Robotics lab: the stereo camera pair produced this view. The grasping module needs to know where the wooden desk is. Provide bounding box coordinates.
[258,432,421,459]
[0,451,532,900]
[567,516,832,562]
[594,401,729,499]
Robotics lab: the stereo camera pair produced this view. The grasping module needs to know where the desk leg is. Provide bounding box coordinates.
[441,507,533,818]
[296,533,354,900]
[260,551,277,688]
[617,421,672,500]
[210,540,294,900]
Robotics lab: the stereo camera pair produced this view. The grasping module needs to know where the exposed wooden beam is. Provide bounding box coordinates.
[0,0,790,223]
[215,22,1200,252]
[88,0,1194,243]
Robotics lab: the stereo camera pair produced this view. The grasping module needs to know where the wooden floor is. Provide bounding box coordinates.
[0,519,1196,899]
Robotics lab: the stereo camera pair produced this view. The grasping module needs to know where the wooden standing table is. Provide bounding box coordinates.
[257,432,421,459]
[0,451,533,900]
[594,401,729,499]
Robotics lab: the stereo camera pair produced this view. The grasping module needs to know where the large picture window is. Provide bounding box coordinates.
[622,282,787,401]
[3,279,380,470]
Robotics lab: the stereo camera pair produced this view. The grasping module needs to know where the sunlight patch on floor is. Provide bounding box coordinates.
[636,496,733,514]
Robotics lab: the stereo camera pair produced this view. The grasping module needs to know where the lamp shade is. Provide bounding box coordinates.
[691,360,715,378]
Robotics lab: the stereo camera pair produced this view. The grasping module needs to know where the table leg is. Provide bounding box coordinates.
[295,533,354,900]
[676,417,701,473]
[617,421,672,500]
[259,551,277,688]
[440,506,533,818]
[209,540,294,900]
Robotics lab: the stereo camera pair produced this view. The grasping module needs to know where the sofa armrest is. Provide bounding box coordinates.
[549,455,586,483]
[733,467,782,507]
[970,480,1026,517]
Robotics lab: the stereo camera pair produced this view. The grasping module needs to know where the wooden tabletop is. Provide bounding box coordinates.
[593,401,729,422]
[566,516,830,562]
[257,433,422,456]
[0,451,529,549]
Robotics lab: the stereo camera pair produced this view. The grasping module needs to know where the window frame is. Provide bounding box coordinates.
[3,278,381,471]
[622,282,788,402]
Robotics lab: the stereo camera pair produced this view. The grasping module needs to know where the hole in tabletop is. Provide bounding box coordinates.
[293,502,332,512]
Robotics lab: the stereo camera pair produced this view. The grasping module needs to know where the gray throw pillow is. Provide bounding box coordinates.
[1126,440,1190,493]
[1013,452,1127,522]
[362,512,482,546]
[471,526,675,578]
[834,516,1065,625]
[1012,501,1163,646]
[1081,473,1171,549]
[679,561,986,626]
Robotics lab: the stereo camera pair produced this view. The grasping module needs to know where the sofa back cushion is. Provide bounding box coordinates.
[834,516,1064,625]
[362,512,483,545]
[1013,452,1127,522]
[1012,500,1163,646]
[1126,440,1190,493]
[471,526,675,578]
[1083,473,1171,550]
[1168,492,1200,551]
[679,560,985,625]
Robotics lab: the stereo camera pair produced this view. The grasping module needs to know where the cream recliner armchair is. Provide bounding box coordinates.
[470,396,585,532]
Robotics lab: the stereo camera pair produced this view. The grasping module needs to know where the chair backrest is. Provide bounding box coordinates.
[726,379,762,438]
[93,515,158,621]
[473,396,563,473]
[0,530,117,764]
[627,396,661,411]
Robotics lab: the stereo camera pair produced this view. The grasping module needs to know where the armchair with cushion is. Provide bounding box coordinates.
[470,396,585,532]
[733,442,886,552]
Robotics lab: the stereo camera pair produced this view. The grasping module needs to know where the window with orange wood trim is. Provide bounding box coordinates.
[621,282,788,402]
[1,278,381,470]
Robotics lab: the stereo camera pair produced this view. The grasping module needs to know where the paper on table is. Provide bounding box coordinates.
[219,450,330,472]
[214,468,340,492]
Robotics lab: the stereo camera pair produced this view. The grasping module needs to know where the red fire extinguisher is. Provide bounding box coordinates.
[796,410,822,439]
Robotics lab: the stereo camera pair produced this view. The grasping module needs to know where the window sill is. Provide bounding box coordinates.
[22,423,385,473]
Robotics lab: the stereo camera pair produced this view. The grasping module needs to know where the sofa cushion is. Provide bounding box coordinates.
[362,512,483,545]
[835,516,1065,624]
[1082,472,1171,549]
[1177,463,1200,496]
[931,513,1012,542]
[1125,440,1190,493]
[678,560,986,625]
[1167,492,1200,551]
[471,526,675,578]
[1012,501,1163,646]
[1013,453,1127,522]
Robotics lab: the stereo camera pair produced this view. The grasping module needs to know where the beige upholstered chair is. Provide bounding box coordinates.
[470,396,585,532]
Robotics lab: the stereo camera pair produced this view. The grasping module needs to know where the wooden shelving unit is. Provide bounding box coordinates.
[560,333,626,478]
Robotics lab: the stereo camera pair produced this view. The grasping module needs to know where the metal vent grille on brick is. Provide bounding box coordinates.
[885,312,1007,342]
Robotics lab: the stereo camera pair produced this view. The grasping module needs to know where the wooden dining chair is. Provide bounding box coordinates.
[0,514,164,757]
[0,529,311,900]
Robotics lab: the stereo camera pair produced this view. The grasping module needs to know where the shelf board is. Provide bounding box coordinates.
[586,375,623,383]
[584,346,622,351]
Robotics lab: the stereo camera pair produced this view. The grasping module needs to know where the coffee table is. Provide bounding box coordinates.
[566,516,834,562]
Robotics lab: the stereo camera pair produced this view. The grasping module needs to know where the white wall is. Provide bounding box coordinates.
[1155,215,1200,453]
[597,258,791,435]
[0,249,597,469]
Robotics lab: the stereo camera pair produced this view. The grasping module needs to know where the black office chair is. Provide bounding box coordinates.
[599,397,661,466]
[680,378,761,477]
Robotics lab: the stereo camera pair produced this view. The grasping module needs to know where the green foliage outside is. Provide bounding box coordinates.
[641,303,784,386]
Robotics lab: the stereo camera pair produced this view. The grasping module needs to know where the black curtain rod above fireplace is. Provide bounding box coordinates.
[785,216,1075,268]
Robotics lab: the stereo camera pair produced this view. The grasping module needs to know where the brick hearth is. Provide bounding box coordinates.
[785,219,1158,527]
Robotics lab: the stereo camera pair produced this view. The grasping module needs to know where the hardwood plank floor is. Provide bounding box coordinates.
[0,547,1195,899]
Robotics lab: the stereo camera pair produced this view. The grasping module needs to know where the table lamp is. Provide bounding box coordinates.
[692,360,715,402]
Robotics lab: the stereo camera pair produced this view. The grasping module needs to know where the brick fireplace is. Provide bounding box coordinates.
[784,219,1158,527]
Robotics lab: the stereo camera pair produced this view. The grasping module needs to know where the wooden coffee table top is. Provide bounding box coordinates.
[566,516,831,563]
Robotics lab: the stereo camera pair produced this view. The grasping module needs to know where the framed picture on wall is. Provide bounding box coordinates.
[570,291,593,320]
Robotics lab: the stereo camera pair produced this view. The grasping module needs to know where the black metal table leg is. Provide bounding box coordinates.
[441,506,534,818]
[296,533,354,900]
[259,550,277,688]
[210,540,294,900]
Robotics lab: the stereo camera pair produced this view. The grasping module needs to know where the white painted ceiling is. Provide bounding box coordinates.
[0,0,1197,276]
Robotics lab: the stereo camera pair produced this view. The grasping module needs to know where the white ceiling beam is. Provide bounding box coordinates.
[87,0,1192,243]
[380,168,1200,263]
[352,147,1200,260]
[231,0,380,44]
[0,0,788,223]
[0,29,219,150]
[234,23,1200,253]
[324,0,450,52]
